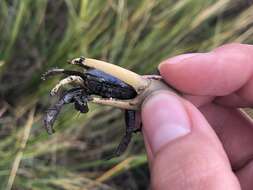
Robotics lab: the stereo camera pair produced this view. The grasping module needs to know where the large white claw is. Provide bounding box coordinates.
[70,57,150,94]
[69,57,179,110]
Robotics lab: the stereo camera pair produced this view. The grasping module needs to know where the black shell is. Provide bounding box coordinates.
[84,69,137,99]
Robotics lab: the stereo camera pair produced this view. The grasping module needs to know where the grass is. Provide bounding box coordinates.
[0,0,253,189]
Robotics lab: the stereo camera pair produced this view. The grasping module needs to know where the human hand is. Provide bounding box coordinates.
[142,43,253,190]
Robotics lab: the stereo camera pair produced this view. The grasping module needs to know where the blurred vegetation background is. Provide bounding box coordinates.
[0,0,253,189]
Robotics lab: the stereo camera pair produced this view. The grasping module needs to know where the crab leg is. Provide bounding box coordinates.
[90,97,139,110]
[70,57,149,94]
[41,68,85,80]
[44,88,86,134]
[50,76,84,96]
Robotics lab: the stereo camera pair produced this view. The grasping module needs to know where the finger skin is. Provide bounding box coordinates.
[236,160,253,190]
[159,43,253,105]
[143,134,154,169]
[200,104,253,170]
[143,43,253,189]
[142,92,240,190]
[183,94,253,171]
[158,42,253,174]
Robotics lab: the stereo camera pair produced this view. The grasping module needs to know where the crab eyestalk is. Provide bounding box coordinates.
[70,57,150,94]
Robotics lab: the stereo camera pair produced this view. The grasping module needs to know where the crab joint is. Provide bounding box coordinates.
[70,57,149,94]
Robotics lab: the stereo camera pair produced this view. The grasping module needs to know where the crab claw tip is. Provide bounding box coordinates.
[41,71,51,80]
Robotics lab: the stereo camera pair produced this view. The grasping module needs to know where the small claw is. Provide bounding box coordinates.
[49,76,84,97]
[43,88,88,135]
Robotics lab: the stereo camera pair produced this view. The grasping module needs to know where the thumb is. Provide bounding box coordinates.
[142,91,240,190]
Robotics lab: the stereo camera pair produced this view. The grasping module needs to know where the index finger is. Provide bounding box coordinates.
[159,43,253,106]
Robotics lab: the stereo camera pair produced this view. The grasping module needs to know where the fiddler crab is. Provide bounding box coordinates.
[42,57,176,157]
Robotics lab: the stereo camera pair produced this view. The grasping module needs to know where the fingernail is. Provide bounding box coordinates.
[142,92,191,154]
[159,53,200,69]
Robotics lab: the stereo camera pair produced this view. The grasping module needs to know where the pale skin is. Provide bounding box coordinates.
[141,43,253,190]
